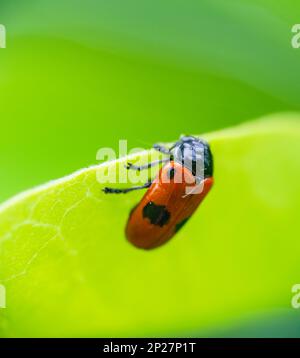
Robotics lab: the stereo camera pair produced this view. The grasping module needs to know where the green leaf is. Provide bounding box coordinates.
[0,113,300,337]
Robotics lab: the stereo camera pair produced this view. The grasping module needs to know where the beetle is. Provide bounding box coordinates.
[103,136,214,249]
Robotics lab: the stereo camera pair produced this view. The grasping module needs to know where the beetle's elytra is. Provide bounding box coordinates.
[103,136,214,249]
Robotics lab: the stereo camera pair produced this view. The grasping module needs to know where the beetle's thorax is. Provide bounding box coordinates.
[171,136,213,179]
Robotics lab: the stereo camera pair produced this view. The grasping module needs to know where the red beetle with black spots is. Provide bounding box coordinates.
[104,136,214,249]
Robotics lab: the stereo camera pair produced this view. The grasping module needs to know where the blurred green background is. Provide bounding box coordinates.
[0,0,300,336]
[1,0,300,203]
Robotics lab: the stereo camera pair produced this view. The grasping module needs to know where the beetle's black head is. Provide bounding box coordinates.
[171,135,213,179]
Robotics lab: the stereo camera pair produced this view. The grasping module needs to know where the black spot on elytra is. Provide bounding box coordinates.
[175,217,190,233]
[142,201,170,227]
[167,167,175,180]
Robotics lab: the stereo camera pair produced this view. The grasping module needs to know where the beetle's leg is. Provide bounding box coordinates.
[125,158,169,171]
[103,181,152,194]
[153,143,171,155]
